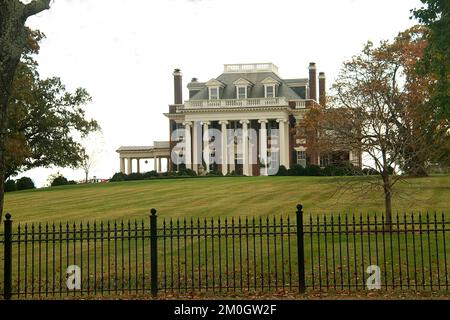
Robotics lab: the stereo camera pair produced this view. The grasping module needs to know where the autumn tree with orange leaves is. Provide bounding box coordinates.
[304,26,450,226]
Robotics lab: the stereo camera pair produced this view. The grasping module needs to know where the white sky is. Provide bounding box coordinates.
[18,0,422,187]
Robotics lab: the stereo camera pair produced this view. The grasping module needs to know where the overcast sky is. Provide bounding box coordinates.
[19,0,422,187]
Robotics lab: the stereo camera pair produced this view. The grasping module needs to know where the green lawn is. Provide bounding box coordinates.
[1,175,449,299]
[4,175,450,225]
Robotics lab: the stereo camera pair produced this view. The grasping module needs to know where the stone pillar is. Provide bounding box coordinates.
[153,155,157,172]
[240,120,250,176]
[203,121,211,173]
[127,158,133,174]
[158,157,162,173]
[120,157,125,174]
[277,119,287,168]
[285,120,290,169]
[219,120,229,176]
[258,119,268,176]
[137,159,140,174]
[192,121,200,173]
[228,124,235,173]
[184,122,192,170]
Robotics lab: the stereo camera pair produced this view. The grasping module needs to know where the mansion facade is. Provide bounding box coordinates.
[117,62,361,176]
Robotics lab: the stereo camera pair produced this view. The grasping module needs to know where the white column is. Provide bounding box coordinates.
[127,158,132,174]
[153,155,157,172]
[277,119,287,168]
[193,121,199,173]
[120,157,125,174]
[258,119,268,176]
[219,120,229,176]
[203,121,211,173]
[158,158,162,173]
[183,122,192,170]
[228,123,235,173]
[240,120,250,176]
[285,120,290,169]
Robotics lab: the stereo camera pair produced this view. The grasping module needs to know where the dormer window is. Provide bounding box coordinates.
[265,85,275,98]
[261,76,280,98]
[205,79,226,100]
[233,78,253,100]
[237,86,247,99]
[209,87,219,100]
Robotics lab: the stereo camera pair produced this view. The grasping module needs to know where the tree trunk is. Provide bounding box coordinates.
[0,58,19,226]
[383,175,393,231]
[0,0,51,225]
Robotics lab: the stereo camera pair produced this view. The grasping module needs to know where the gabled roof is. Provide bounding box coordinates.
[233,78,254,86]
[205,78,226,87]
[261,76,281,85]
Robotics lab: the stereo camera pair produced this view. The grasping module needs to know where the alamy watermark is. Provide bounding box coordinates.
[66,265,81,290]
[366,265,381,290]
[171,125,282,175]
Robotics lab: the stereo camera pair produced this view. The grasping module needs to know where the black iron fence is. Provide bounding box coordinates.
[1,205,449,299]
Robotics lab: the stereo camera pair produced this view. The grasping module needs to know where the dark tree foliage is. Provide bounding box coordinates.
[16,176,35,191]
[411,0,450,121]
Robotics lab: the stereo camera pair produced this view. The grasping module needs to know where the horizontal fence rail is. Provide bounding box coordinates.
[1,206,449,299]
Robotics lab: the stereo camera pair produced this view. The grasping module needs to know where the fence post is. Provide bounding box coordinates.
[296,204,306,293]
[4,213,12,300]
[150,208,158,297]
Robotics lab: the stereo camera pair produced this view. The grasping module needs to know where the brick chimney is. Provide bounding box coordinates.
[318,72,326,106]
[173,68,183,104]
[308,62,317,101]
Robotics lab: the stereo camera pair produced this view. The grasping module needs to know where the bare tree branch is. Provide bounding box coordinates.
[23,0,51,19]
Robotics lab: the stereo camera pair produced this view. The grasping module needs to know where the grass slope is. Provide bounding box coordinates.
[4,175,450,224]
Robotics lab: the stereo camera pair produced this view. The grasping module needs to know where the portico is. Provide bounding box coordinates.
[116,142,171,174]
[170,112,291,176]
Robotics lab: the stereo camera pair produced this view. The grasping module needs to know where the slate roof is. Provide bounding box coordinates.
[189,71,306,101]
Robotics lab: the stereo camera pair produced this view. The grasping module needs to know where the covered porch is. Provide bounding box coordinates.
[116,141,171,174]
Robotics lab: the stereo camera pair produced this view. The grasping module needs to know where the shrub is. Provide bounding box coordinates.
[206,170,223,177]
[162,171,178,177]
[110,172,127,182]
[5,180,17,192]
[288,164,305,176]
[126,173,144,181]
[50,175,69,187]
[16,177,35,190]
[177,168,197,177]
[275,165,289,176]
[143,171,159,179]
[323,165,346,176]
[304,164,322,176]
[226,170,239,176]
[362,168,380,175]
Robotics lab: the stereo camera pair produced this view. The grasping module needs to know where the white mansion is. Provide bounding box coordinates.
[117,62,362,176]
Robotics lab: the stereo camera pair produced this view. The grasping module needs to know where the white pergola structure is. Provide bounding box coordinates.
[116,141,171,174]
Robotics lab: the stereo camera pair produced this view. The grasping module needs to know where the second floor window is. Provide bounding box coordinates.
[265,85,275,98]
[237,86,247,99]
[209,87,219,100]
